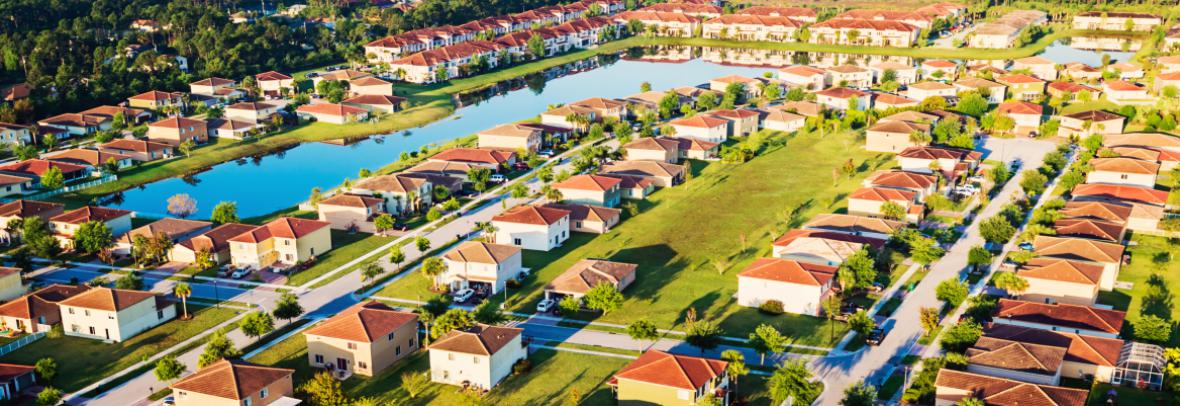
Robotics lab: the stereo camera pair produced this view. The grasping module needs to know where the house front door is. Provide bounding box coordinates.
[337,358,348,370]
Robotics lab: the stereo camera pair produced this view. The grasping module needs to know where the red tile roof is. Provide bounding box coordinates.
[430,148,514,165]
[227,217,330,243]
[430,324,523,355]
[171,359,293,400]
[994,299,1125,335]
[1071,183,1168,206]
[296,103,368,117]
[612,350,727,391]
[50,206,131,224]
[738,258,836,286]
[58,287,157,311]
[304,301,418,342]
[492,205,570,226]
[554,174,622,192]
[997,100,1043,115]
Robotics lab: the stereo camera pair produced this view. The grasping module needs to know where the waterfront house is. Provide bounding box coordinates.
[477,124,542,152]
[350,174,434,215]
[50,206,133,248]
[146,116,208,145]
[1072,11,1161,32]
[113,218,212,256]
[296,103,371,124]
[342,95,407,114]
[778,65,827,90]
[996,74,1046,101]
[1012,56,1058,80]
[316,194,386,233]
[97,139,174,162]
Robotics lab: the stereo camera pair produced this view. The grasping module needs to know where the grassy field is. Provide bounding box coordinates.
[381,129,888,344]
[1100,234,1180,345]
[0,305,239,392]
[285,230,394,286]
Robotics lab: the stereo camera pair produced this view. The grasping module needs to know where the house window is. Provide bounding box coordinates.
[88,326,95,335]
[410,337,416,347]
[474,357,480,364]
[347,342,357,350]
[315,354,324,363]
[396,345,402,356]
[84,310,90,316]
[260,388,268,399]
[71,324,79,333]
[68,308,74,315]
[513,238,522,246]
[388,332,395,341]
[448,353,455,361]
[157,310,164,319]
[244,398,252,406]
[358,361,368,369]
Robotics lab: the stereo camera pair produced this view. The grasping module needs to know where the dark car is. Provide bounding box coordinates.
[866,319,895,346]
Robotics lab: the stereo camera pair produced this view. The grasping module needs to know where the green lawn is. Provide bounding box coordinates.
[1101,234,1180,345]
[381,129,887,344]
[0,305,239,392]
[1087,383,1171,406]
[285,230,394,287]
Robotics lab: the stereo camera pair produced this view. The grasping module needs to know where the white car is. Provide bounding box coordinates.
[452,288,475,303]
[230,268,251,279]
[536,298,555,313]
[490,174,506,183]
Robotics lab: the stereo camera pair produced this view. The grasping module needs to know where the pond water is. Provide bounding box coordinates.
[109,52,774,218]
[1034,36,1138,66]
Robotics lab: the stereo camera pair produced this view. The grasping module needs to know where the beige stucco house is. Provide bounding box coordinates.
[984,324,1123,384]
[170,223,257,265]
[1086,157,1159,188]
[171,359,296,406]
[847,187,923,223]
[865,119,930,153]
[545,203,621,234]
[623,137,680,163]
[429,324,526,390]
[146,116,209,146]
[59,287,175,342]
[317,193,386,233]
[1015,259,1102,306]
[477,124,543,152]
[0,284,89,334]
[668,115,729,143]
[228,217,332,270]
[304,301,419,377]
[350,174,434,215]
[545,259,637,300]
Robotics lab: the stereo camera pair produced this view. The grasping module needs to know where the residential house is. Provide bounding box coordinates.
[228,217,333,270]
[1103,80,1149,104]
[848,186,923,223]
[965,334,1066,385]
[896,145,982,177]
[113,218,212,256]
[225,102,280,123]
[953,77,1007,103]
[428,148,515,171]
[1054,218,1125,243]
[771,230,883,267]
[342,94,407,114]
[296,103,370,124]
[1033,236,1124,292]
[864,170,938,201]
[98,139,174,162]
[777,100,824,117]
[1063,63,1103,81]
[869,61,918,85]
[600,160,685,187]
[762,110,806,133]
[808,18,920,47]
[1086,157,1159,188]
[50,206,133,248]
[553,174,622,207]
[1072,11,1161,32]
[803,213,905,240]
[0,284,88,334]
[439,241,523,294]
[491,205,570,251]
[640,2,722,18]
[1158,55,1180,73]
[478,124,542,152]
[304,301,419,377]
[1057,110,1124,137]
[623,137,680,163]
[1071,183,1168,207]
[671,137,721,160]
[146,116,208,145]
[349,77,395,97]
[1104,132,1180,152]
[126,90,185,111]
[1156,71,1180,93]
[993,299,1125,338]
[540,104,597,129]
[0,173,32,198]
[996,101,1044,136]
[778,65,827,90]
[984,324,1125,384]
[921,60,958,79]
[350,174,434,215]
[737,6,817,23]
[1016,258,1103,305]
[59,287,175,342]
[832,9,935,29]
[545,203,621,234]
[1061,198,1161,233]
[1047,81,1100,101]
[1110,62,1145,79]
[996,74,1046,100]
[189,77,242,101]
[612,11,701,37]
[815,87,871,111]
[905,81,957,101]
[610,350,730,406]
[0,159,88,187]
[43,149,132,172]
[0,200,63,242]
[668,115,729,143]
[170,359,296,406]
[545,259,637,299]
[708,75,767,99]
[1012,56,1059,80]
[206,118,261,139]
[170,223,256,264]
[0,364,35,401]
[317,194,386,233]
[934,369,1087,406]
[1103,145,1180,173]
[968,10,1049,49]
[312,70,373,89]
[254,71,294,97]
[429,324,526,389]
[865,118,930,153]
[826,65,873,89]
[871,93,920,111]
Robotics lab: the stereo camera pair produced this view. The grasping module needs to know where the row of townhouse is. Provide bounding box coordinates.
[389,16,623,83]
[969,9,1049,48]
[365,0,624,63]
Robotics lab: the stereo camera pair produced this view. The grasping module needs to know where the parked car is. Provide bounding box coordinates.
[513,161,529,170]
[866,319,895,346]
[163,396,176,406]
[490,174,506,183]
[1019,241,1034,251]
[230,268,251,279]
[536,298,555,313]
[538,149,556,158]
[452,288,475,303]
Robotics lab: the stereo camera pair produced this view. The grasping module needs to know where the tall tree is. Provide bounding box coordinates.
[174,283,192,319]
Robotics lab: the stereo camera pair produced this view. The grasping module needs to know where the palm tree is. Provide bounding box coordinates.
[542,185,563,202]
[174,283,192,320]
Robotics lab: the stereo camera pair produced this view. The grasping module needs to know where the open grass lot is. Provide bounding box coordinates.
[381,130,888,344]
[285,230,393,286]
[0,305,238,392]
[1101,234,1180,345]
[250,331,782,405]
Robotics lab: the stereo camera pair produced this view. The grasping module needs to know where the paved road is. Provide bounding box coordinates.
[809,138,1057,405]
[70,140,603,405]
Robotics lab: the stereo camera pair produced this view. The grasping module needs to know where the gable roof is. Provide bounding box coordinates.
[430,148,514,165]
[1033,235,1124,264]
[997,100,1043,116]
[934,369,1087,406]
[898,145,982,162]
[1103,132,1180,149]
[1088,157,1160,175]
[100,138,173,154]
[117,218,212,244]
[805,213,905,235]
[994,298,1125,335]
[554,174,622,192]
[967,336,1066,376]
[601,160,686,178]
[738,257,837,287]
[1018,257,1105,285]
[670,115,728,128]
[492,205,569,226]
[49,206,131,225]
[58,287,157,311]
[866,170,937,190]
[612,350,727,391]
[0,200,63,219]
[296,103,368,117]
[1070,183,1168,206]
[0,284,89,320]
[544,203,620,225]
[849,186,916,202]
[772,229,886,250]
[1053,218,1124,242]
[227,217,331,243]
[304,301,418,342]
[430,324,523,355]
[1060,200,1132,224]
[546,259,638,295]
[170,359,293,400]
[624,136,680,152]
[442,241,520,265]
[352,174,428,194]
[318,193,384,209]
[984,324,1123,367]
[177,223,257,253]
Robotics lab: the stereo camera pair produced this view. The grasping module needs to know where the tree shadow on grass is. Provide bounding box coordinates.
[1140,273,1173,321]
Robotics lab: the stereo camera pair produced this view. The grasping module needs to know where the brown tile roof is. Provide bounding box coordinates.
[171,359,293,400]
[1063,110,1122,122]
[708,109,761,119]
[100,139,173,154]
[149,116,206,130]
[430,148,515,165]
[1018,257,1104,285]
[1060,201,1132,224]
[771,229,886,250]
[737,6,816,19]
[873,93,919,107]
[669,115,728,128]
[601,160,686,179]
[228,217,330,243]
[1102,146,1159,162]
[430,324,523,355]
[304,301,417,342]
[58,287,157,311]
[442,241,520,265]
[352,174,428,194]
[867,119,929,135]
[492,205,569,226]
[624,137,680,152]
[44,149,132,167]
[1070,183,1167,206]
[118,218,212,244]
[570,97,627,110]
[1088,157,1159,175]
[319,193,384,209]
[0,284,89,320]
[967,336,1066,376]
[738,258,836,286]
[177,223,257,253]
[934,369,1088,406]
[1104,80,1144,92]
[543,203,620,225]
[0,159,89,177]
[0,200,64,219]
[127,90,183,102]
[254,71,292,81]
[1053,218,1124,242]
[226,102,277,112]
[554,174,622,192]
[994,299,1125,335]
[1033,236,1124,264]
[190,77,236,87]
[673,137,719,152]
[349,77,391,87]
[805,213,905,235]
[612,350,727,391]
[1048,81,1096,94]
[49,206,132,225]
[546,259,638,295]
[984,324,1123,367]
[866,170,936,190]
[898,145,982,162]
[640,2,722,14]
[849,186,916,202]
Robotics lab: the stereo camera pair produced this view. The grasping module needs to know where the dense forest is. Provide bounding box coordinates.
[0,0,587,121]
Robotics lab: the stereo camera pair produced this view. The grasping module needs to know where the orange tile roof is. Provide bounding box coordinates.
[816,86,868,99]
[996,73,1044,84]
[779,65,826,77]
[612,350,727,391]
[254,71,292,81]
[738,258,836,286]
[737,6,816,18]
[771,229,886,250]
[1018,257,1104,285]
[190,77,235,87]
[171,359,293,400]
[58,287,157,311]
[304,301,417,342]
[1089,157,1159,175]
[49,206,131,225]
[849,187,916,202]
[100,138,172,153]
[227,217,330,243]
[148,116,206,129]
[997,100,1043,115]
[430,148,514,165]
[984,324,1123,367]
[934,369,1087,406]
[994,299,1125,335]
[0,284,88,320]
[492,205,569,226]
[544,203,620,224]
[296,103,368,117]
[1104,80,1144,92]
[553,174,622,192]
[318,193,384,209]
[443,241,520,264]
[1053,218,1124,242]
[670,115,728,128]
[1071,183,1167,206]
[1033,235,1124,264]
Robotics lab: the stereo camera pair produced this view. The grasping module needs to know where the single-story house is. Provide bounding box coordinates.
[736,258,836,316]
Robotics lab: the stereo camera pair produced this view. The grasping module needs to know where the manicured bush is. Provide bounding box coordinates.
[759,300,785,315]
